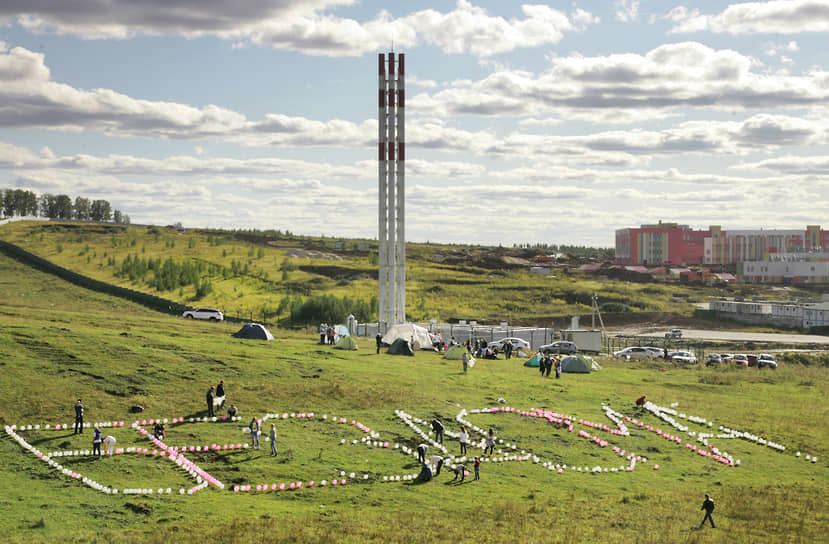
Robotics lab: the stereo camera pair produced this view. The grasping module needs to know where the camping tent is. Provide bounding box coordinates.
[560,354,597,373]
[382,323,432,350]
[387,338,414,356]
[444,344,468,360]
[523,354,542,367]
[334,335,358,350]
[232,323,274,341]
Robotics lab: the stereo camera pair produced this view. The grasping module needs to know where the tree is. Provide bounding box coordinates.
[55,194,73,219]
[74,197,91,220]
[90,199,111,222]
[113,210,123,224]
[39,193,57,218]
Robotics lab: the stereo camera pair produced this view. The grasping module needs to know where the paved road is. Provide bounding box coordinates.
[623,328,829,345]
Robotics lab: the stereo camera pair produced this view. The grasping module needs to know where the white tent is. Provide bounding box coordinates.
[382,323,433,350]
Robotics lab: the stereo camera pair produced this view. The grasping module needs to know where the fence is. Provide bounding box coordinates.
[355,321,557,350]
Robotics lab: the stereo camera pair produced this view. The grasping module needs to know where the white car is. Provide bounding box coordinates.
[613,347,659,360]
[488,337,531,352]
[182,308,224,321]
[665,328,683,339]
[668,351,698,364]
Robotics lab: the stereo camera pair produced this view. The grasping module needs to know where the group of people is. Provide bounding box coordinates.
[205,380,227,418]
[415,419,499,483]
[537,354,562,378]
[246,418,278,456]
[319,323,336,345]
[75,398,116,457]
[417,445,482,483]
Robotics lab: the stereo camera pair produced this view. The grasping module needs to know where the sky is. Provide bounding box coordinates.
[1,1,828,247]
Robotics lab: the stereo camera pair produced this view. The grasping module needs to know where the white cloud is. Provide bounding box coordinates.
[668,1,829,35]
[2,1,592,58]
[615,0,640,23]
[410,42,829,120]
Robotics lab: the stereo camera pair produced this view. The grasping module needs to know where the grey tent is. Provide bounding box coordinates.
[560,354,592,373]
[232,323,274,341]
[387,338,414,356]
[444,344,467,360]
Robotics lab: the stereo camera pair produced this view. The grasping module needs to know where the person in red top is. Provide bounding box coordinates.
[635,395,646,409]
[474,457,481,480]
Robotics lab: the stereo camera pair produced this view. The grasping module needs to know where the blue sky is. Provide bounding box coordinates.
[1,0,827,246]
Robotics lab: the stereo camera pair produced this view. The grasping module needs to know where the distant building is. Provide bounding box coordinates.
[710,300,829,328]
[616,223,827,268]
[615,222,708,266]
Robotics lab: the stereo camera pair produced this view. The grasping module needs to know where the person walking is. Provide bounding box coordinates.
[249,418,260,449]
[431,418,445,444]
[474,457,481,480]
[206,386,215,417]
[700,494,716,528]
[459,427,469,456]
[376,332,383,354]
[462,351,469,374]
[74,399,84,434]
[92,426,102,457]
[269,423,277,456]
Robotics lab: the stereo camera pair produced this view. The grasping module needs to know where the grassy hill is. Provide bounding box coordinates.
[0,248,827,543]
[0,220,727,327]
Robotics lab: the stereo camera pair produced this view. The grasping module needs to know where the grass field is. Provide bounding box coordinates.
[1,249,827,544]
[0,220,719,325]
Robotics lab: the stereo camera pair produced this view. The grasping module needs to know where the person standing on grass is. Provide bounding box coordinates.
[474,457,481,480]
[376,332,383,354]
[459,427,469,456]
[462,351,469,374]
[554,358,562,379]
[431,418,445,444]
[700,494,716,528]
[484,429,496,455]
[92,426,102,457]
[206,386,215,417]
[269,423,277,456]
[216,380,225,407]
[249,417,260,450]
[74,399,84,434]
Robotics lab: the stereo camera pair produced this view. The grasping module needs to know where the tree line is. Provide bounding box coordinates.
[1,188,130,224]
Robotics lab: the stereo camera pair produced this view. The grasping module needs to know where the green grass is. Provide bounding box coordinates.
[0,250,827,543]
[0,220,726,325]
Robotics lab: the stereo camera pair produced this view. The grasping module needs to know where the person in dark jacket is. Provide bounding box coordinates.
[700,494,716,528]
[431,418,445,444]
[92,426,102,457]
[376,332,383,354]
[206,387,215,417]
[74,399,84,434]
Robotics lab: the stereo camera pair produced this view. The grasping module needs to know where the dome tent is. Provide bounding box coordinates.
[560,354,599,373]
[444,344,468,360]
[387,338,415,356]
[232,323,274,341]
[382,323,432,350]
[334,334,358,350]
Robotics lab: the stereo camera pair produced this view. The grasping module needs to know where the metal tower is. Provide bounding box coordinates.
[378,52,406,330]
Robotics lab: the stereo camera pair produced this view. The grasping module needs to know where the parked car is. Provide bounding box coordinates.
[757,353,778,369]
[720,353,733,363]
[665,328,683,339]
[705,353,722,367]
[645,346,668,358]
[488,337,531,352]
[539,341,578,355]
[613,347,659,360]
[182,308,224,321]
[732,354,749,368]
[668,351,698,364]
